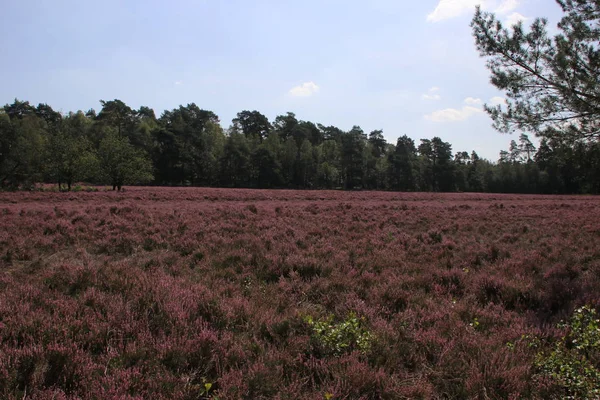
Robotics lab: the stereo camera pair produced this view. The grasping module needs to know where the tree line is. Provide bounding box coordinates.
[2,1,599,194]
[1,98,598,193]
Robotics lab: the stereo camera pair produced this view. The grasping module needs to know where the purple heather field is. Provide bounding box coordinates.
[1,188,599,399]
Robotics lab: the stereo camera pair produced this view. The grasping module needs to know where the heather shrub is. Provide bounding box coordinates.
[326,354,399,399]
[540,263,583,317]
[43,264,94,297]
[433,268,464,297]
[474,274,539,311]
[1,189,599,398]
[375,284,409,319]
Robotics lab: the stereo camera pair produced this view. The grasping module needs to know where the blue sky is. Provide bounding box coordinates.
[0,0,563,160]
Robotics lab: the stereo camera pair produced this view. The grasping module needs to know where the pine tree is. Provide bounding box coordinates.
[471,0,600,141]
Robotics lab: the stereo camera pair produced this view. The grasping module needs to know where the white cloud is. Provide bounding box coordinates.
[489,96,506,106]
[425,106,483,122]
[427,0,526,23]
[422,86,442,100]
[174,80,183,85]
[427,0,483,23]
[505,11,528,26]
[289,81,320,97]
[495,0,519,14]
[464,97,483,105]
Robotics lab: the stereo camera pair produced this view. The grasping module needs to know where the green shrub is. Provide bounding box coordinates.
[535,306,600,399]
[304,312,373,356]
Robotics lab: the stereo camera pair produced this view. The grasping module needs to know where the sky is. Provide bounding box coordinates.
[0,0,564,160]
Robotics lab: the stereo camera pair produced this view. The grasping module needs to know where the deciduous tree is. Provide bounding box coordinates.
[98,130,153,190]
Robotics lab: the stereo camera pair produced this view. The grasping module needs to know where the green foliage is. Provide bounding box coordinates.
[46,117,98,190]
[98,130,153,190]
[340,126,366,189]
[304,312,373,356]
[155,104,222,185]
[97,99,137,138]
[199,378,215,397]
[232,110,272,141]
[471,1,600,141]
[251,146,282,188]
[219,131,251,187]
[417,137,454,191]
[535,306,600,399]
[1,96,599,194]
[0,104,48,189]
[388,135,417,191]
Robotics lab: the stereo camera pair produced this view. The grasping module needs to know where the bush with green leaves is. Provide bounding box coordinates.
[304,312,373,356]
[535,306,600,399]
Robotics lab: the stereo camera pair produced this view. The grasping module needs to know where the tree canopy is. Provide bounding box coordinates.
[471,0,600,141]
[0,97,598,194]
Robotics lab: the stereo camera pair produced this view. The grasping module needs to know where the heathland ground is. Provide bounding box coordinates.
[1,188,599,399]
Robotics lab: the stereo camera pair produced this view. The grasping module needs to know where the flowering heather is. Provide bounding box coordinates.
[0,187,599,399]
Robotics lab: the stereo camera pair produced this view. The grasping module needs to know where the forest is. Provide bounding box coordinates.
[1,98,599,194]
